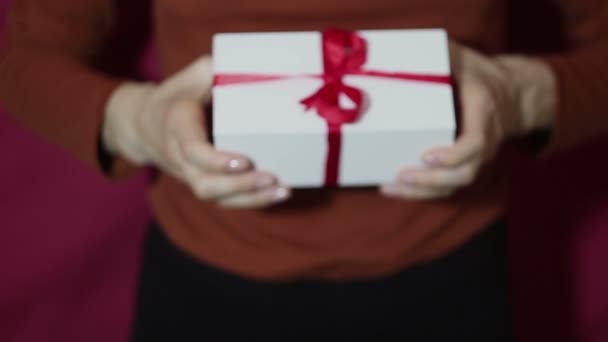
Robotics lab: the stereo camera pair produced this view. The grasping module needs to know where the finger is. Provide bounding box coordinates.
[166,99,252,173]
[449,42,481,83]
[181,140,252,174]
[398,161,480,189]
[422,133,484,168]
[179,145,251,176]
[189,171,278,201]
[448,41,465,81]
[166,136,214,185]
[218,185,291,209]
[423,82,489,168]
[380,183,454,200]
[161,137,191,180]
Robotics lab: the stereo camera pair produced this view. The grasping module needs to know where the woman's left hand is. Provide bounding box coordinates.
[381,42,556,200]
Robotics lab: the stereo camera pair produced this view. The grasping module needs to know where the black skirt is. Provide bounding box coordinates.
[132,220,514,341]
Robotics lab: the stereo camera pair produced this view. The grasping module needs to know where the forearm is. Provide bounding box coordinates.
[505,0,608,153]
[494,49,608,155]
[0,47,123,168]
[539,49,608,152]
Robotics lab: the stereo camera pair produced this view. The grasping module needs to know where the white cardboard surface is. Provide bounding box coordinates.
[213,29,455,187]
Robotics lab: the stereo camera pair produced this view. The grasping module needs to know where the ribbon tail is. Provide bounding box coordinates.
[300,96,316,111]
[325,122,342,187]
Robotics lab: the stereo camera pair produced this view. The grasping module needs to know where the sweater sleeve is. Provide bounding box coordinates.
[540,0,608,153]
[0,0,137,177]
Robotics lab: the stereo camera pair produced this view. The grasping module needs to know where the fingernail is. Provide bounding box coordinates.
[226,158,246,171]
[273,187,291,201]
[256,174,275,189]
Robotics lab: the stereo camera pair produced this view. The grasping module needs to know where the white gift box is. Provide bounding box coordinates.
[212,29,456,187]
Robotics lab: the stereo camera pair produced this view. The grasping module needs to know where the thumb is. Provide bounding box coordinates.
[423,81,488,168]
[160,55,215,104]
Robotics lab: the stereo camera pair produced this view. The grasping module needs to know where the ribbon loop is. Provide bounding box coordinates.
[301,28,368,126]
[300,82,362,125]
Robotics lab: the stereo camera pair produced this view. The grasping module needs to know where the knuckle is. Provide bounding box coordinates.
[180,163,199,181]
[179,141,198,161]
[481,89,499,114]
[459,165,478,185]
[471,134,486,150]
[191,179,216,200]
[181,141,211,168]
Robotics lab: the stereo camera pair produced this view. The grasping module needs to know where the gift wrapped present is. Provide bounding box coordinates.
[212,28,456,187]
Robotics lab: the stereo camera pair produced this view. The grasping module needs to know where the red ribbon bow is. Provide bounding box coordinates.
[214,28,452,186]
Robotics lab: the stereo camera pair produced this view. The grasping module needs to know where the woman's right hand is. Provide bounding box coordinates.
[101,56,291,208]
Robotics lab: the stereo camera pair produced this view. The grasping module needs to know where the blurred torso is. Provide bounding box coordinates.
[147,0,507,280]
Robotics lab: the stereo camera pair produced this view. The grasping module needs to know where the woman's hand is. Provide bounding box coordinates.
[102,56,291,208]
[381,42,556,200]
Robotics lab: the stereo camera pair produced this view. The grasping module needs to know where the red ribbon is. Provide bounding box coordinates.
[214,28,452,186]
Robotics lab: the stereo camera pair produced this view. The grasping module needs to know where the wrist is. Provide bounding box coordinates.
[495,55,557,134]
[102,82,156,160]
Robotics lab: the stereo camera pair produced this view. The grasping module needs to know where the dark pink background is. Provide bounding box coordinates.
[0,1,606,341]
